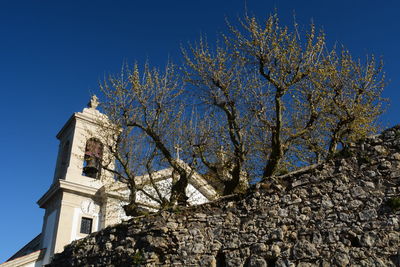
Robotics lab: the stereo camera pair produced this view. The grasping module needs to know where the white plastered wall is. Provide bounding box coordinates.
[102,175,212,222]
[41,210,57,265]
[70,205,100,242]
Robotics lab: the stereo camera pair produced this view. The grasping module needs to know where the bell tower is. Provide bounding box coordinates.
[37,96,116,265]
[2,95,220,267]
[52,95,111,186]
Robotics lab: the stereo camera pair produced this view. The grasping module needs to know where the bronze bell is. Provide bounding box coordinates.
[83,156,99,178]
[83,138,103,178]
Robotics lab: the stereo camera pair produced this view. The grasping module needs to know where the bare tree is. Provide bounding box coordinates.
[183,13,386,182]
[182,37,256,195]
[97,12,387,210]
[98,62,196,215]
[320,50,386,158]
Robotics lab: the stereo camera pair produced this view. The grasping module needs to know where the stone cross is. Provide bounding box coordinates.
[174,144,182,160]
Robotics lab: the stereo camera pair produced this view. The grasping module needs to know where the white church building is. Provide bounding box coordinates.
[1,97,218,267]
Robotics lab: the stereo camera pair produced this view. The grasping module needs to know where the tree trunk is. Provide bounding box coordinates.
[263,93,284,179]
[223,162,242,195]
[170,171,189,205]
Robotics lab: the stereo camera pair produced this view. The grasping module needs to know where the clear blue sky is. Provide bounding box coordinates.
[0,0,399,262]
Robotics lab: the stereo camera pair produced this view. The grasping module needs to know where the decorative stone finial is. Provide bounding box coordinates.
[88,95,99,109]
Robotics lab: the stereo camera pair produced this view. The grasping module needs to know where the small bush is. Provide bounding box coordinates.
[387,197,400,210]
[132,250,144,266]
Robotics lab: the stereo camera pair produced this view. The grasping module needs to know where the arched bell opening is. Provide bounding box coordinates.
[82,138,103,179]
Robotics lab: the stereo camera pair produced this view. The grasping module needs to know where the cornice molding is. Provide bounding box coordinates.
[37,180,100,208]
[0,249,45,267]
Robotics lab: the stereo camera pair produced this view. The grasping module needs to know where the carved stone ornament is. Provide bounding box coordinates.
[88,95,99,109]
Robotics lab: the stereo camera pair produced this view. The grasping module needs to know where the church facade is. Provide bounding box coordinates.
[1,97,218,267]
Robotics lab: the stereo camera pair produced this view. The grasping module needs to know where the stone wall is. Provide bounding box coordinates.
[48,126,400,266]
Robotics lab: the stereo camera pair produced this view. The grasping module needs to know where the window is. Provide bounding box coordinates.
[82,138,103,179]
[80,217,93,234]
